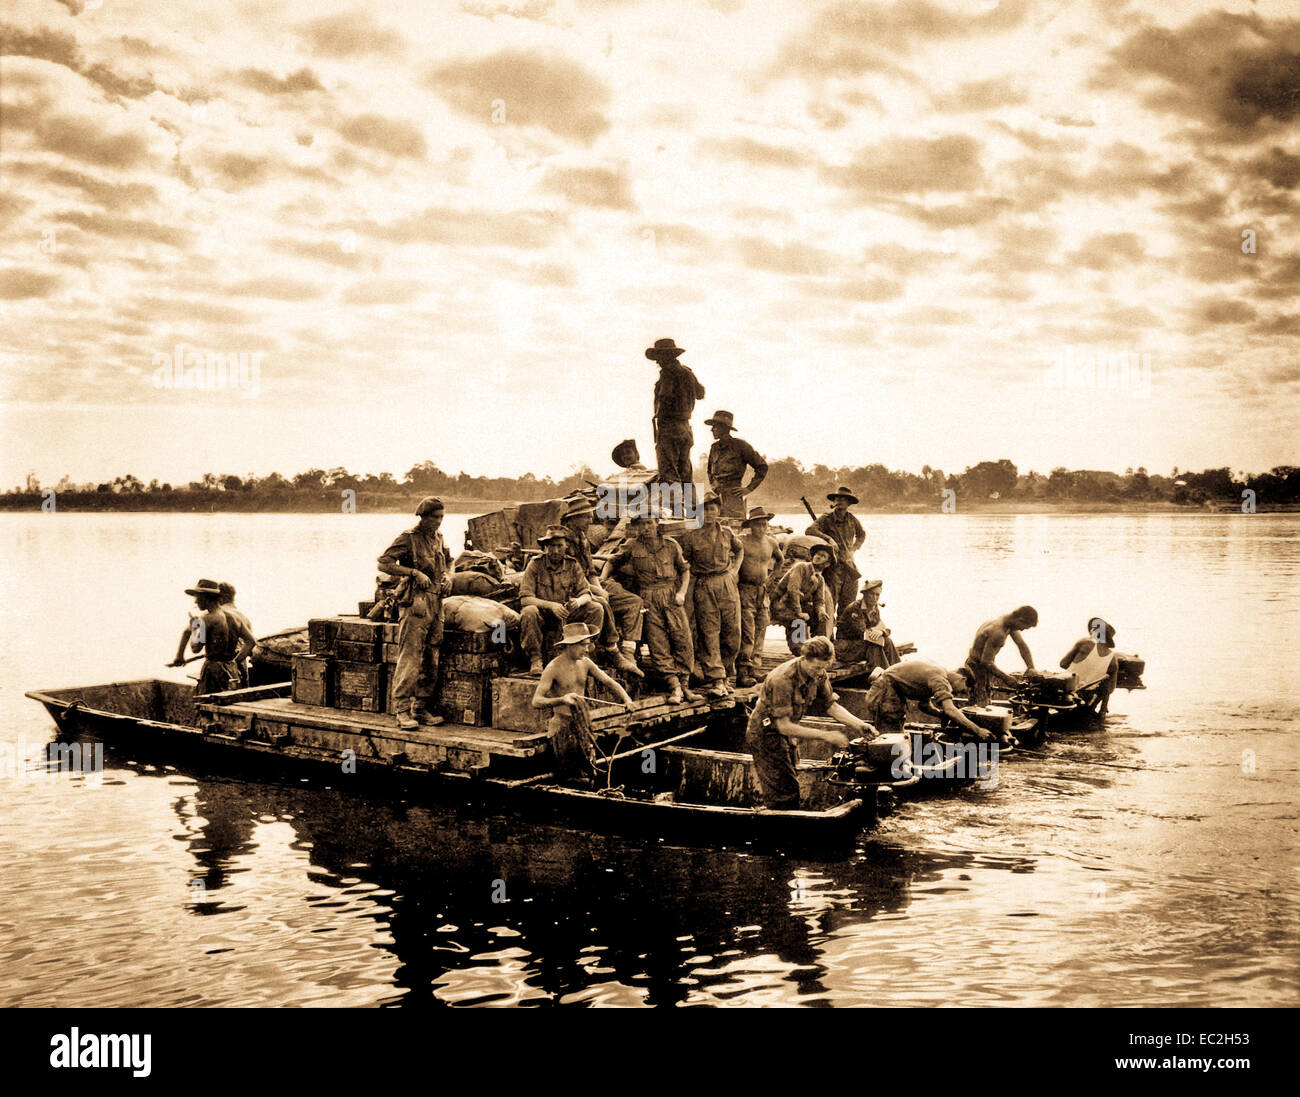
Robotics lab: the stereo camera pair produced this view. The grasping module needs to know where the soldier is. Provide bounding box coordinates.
[746,636,875,810]
[531,622,635,785]
[861,658,995,741]
[771,543,835,654]
[705,410,768,519]
[835,579,899,671]
[518,526,606,675]
[378,497,452,729]
[602,515,701,704]
[965,606,1038,705]
[559,502,643,677]
[647,337,705,516]
[171,579,242,696]
[807,486,866,616]
[675,491,743,698]
[736,506,783,687]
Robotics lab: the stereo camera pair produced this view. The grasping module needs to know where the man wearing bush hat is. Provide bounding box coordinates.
[647,337,705,516]
[705,409,768,519]
[807,486,866,616]
[378,496,453,729]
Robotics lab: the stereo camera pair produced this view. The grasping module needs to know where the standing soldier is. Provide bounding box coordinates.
[675,491,744,698]
[807,486,866,616]
[704,410,768,519]
[559,502,644,677]
[171,579,242,696]
[518,526,606,675]
[647,337,705,516]
[736,506,783,687]
[378,496,453,730]
[602,515,701,704]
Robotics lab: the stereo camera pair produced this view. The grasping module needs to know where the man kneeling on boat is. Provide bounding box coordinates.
[532,622,635,786]
[747,636,876,810]
[863,659,998,743]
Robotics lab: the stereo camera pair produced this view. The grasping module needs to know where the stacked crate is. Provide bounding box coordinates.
[435,629,508,726]
[292,615,400,713]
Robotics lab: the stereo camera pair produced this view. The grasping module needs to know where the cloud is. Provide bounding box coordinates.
[698,136,809,170]
[735,237,839,277]
[540,165,635,210]
[271,236,366,269]
[0,22,159,101]
[826,134,983,195]
[1191,297,1259,326]
[297,12,405,58]
[362,206,566,249]
[226,277,326,301]
[427,49,611,144]
[1098,11,1300,141]
[341,278,424,306]
[0,268,61,299]
[1253,147,1300,190]
[931,76,1027,113]
[54,211,192,248]
[236,67,325,95]
[336,113,428,159]
[1068,232,1146,272]
[770,0,1030,80]
[14,109,153,169]
[6,161,158,211]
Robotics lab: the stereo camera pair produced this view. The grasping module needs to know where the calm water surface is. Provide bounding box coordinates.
[1,511,1297,1006]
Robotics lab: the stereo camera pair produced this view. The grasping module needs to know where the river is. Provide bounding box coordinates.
[1,511,1296,1006]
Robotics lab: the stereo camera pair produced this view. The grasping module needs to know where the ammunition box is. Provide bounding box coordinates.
[291,654,332,707]
[333,660,387,712]
[336,638,381,662]
[436,671,492,726]
[336,617,387,644]
[308,618,339,654]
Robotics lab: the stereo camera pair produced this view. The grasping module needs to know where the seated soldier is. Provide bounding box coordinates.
[532,622,635,786]
[746,636,875,809]
[862,658,996,742]
[770,543,835,654]
[1060,617,1120,716]
[835,579,899,671]
[518,526,606,674]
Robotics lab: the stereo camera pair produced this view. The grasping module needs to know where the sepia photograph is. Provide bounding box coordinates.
[0,0,1294,1055]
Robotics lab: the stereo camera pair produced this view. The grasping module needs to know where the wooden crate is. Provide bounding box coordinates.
[336,638,381,663]
[382,641,399,665]
[336,617,386,644]
[492,676,549,734]
[436,671,491,726]
[291,654,332,707]
[443,629,500,653]
[467,509,518,554]
[444,650,505,674]
[308,618,339,655]
[358,600,376,617]
[333,660,387,712]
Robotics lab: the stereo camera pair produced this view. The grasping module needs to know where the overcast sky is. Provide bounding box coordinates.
[2,0,1298,487]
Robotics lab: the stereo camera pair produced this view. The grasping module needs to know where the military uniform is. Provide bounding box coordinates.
[707,435,767,518]
[737,580,769,678]
[807,510,865,614]
[675,523,743,683]
[862,659,955,732]
[562,526,643,651]
[379,527,451,707]
[745,655,834,809]
[606,536,694,678]
[518,554,605,660]
[653,360,705,490]
[770,561,833,652]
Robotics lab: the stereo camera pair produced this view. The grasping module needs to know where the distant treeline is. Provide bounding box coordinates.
[4,458,1299,511]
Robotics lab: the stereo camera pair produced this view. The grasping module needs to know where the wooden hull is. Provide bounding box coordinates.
[25,680,875,849]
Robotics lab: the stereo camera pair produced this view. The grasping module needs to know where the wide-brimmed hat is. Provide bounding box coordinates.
[742,505,775,524]
[611,439,640,467]
[704,409,734,429]
[185,578,222,597]
[645,337,685,361]
[827,486,859,504]
[556,621,598,645]
[416,496,444,516]
[536,525,569,545]
[863,579,883,593]
[700,490,722,508]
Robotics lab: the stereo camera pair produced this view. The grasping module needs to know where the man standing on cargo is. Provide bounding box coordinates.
[559,502,644,677]
[747,636,875,810]
[675,491,743,699]
[602,515,701,704]
[806,486,866,616]
[705,410,767,519]
[648,337,705,516]
[736,506,783,687]
[519,526,607,676]
[378,497,453,729]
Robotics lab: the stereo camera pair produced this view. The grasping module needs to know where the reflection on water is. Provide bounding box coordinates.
[2,512,1298,1006]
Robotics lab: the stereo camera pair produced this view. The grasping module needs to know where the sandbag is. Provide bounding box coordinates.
[443,595,520,632]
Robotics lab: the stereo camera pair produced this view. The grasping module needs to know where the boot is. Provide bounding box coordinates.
[609,646,644,678]
[412,700,444,727]
[704,681,729,700]
[736,670,757,688]
[666,676,684,704]
[681,684,704,702]
[396,701,418,730]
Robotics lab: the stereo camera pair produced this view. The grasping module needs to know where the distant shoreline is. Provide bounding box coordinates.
[2,493,1293,515]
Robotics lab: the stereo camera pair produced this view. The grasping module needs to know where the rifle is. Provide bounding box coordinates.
[800,496,818,524]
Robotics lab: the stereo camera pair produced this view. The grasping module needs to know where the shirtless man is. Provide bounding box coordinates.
[964,606,1038,705]
[736,506,783,687]
[532,621,635,784]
